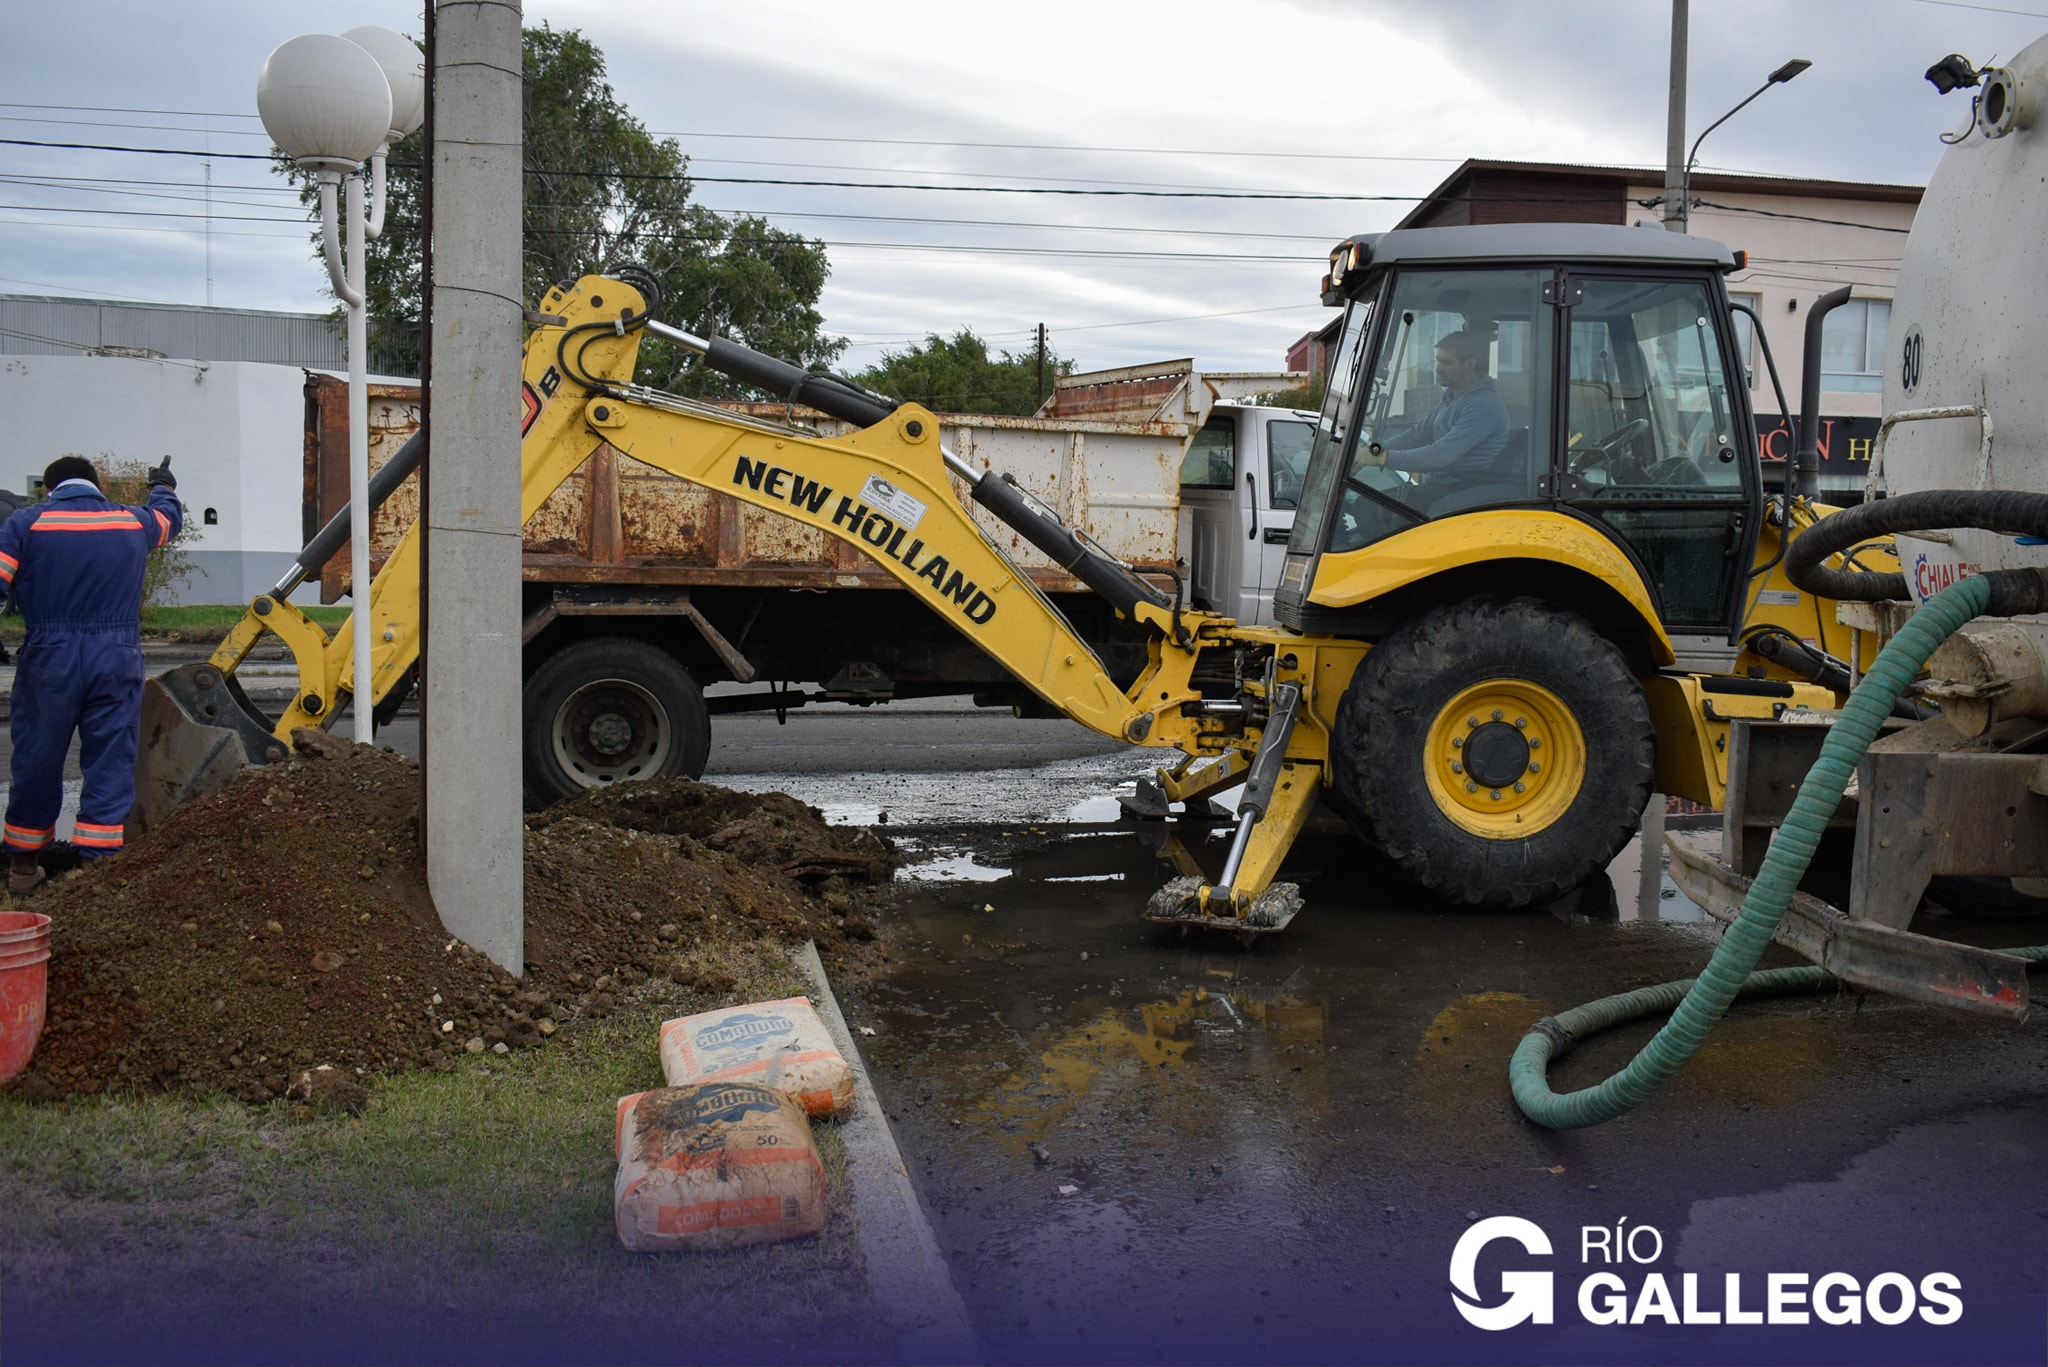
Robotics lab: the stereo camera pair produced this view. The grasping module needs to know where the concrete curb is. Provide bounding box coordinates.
[791,941,983,1366]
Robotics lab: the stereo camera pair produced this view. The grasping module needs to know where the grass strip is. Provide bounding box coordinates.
[1,942,888,1365]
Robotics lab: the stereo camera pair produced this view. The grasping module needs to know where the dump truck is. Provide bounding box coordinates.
[138,229,1888,934]
[296,363,1315,801]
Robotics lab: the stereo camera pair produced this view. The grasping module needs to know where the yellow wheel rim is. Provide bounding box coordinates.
[1422,679,1586,839]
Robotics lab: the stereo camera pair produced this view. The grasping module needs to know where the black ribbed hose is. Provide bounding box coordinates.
[1786,489,2048,603]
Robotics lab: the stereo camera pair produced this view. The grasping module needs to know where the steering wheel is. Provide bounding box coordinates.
[1568,418,1650,480]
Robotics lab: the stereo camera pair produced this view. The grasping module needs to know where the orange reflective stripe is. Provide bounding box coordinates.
[74,822,124,837]
[72,833,123,849]
[152,510,172,546]
[3,824,53,849]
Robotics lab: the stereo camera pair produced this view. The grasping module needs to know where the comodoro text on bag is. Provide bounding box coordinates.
[613,1083,826,1252]
[658,997,853,1117]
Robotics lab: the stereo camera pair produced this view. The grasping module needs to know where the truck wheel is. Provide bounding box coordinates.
[522,638,710,803]
[1331,598,1654,908]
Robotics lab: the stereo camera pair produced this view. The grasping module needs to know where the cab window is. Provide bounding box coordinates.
[1565,279,1743,496]
[1565,276,1750,630]
[1179,416,1236,488]
[1328,267,1552,553]
[1267,420,1314,509]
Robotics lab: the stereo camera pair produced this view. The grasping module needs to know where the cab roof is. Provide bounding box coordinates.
[1340,223,1737,273]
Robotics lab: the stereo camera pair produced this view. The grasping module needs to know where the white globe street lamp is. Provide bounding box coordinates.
[341,26,427,240]
[257,26,423,745]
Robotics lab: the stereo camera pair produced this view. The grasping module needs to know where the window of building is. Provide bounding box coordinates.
[1728,291,1760,388]
[1820,298,1890,394]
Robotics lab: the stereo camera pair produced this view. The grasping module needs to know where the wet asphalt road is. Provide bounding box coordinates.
[849,824,2048,1365]
[23,684,2048,1361]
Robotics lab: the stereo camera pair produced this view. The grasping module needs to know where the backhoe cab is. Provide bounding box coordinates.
[134,224,1868,936]
[1266,223,1841,910]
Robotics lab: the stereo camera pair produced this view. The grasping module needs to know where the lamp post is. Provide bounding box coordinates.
[256,28,424,744]
[1676,58,1812,234]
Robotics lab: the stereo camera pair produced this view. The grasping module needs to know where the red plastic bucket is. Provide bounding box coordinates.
[0,911,52,1083]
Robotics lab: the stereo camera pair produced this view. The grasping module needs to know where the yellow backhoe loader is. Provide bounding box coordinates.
[134,225,1883,934]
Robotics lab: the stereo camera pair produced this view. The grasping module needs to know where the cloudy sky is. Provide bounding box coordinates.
[4,0,2045,375]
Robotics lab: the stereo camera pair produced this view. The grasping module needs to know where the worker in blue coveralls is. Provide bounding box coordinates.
[0,455,183,893]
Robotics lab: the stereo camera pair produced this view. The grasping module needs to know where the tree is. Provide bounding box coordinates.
[1255,376,1327,410]
[853,330,1070,417]
[282,24,842,390]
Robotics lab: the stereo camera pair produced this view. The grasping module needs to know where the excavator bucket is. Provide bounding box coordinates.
[128,430,426,838]
[130,663,290,838]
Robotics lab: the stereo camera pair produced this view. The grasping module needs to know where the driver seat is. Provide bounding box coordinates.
[1426,427,1533,519]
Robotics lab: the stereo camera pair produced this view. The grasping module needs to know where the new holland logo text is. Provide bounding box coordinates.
[1450,1216,1962,1331]
[733,456,997,625]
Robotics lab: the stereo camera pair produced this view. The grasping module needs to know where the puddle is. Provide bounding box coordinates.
[712,748,1156,827]
[899,849,1012,883]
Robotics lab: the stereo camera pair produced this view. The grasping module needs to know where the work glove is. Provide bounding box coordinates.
[146,457,176,490]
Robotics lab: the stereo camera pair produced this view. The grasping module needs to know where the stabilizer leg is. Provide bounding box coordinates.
[1144,683,1313,934]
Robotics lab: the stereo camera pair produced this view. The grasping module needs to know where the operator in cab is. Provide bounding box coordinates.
[1380,330,1510,486]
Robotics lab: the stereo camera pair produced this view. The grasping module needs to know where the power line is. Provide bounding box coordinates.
[1689,199,1913,234]
[0,137,1432,199]
[0,275,192,305]
[0,137,275,161]
[0,114,268,138]
[0,172,295,193]
[1904,0,2048,17]
[0,102,261,120]
[0,172,1340,241]
[0,104,1460,164]
[657,130,1459,164]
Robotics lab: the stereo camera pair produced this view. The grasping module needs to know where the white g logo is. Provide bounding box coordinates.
[1450,1216,1554,1330]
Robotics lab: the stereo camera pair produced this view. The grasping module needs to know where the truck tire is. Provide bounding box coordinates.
[522,637,710,803]
[1331,597,1654,909]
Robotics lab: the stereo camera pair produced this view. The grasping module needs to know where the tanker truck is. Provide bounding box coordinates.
[1666,33,2048,1018]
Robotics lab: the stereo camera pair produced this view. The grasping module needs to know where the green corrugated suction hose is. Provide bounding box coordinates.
[1512,574,2048,1130]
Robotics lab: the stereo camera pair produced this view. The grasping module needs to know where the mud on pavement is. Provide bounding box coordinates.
[6,735,897,1104]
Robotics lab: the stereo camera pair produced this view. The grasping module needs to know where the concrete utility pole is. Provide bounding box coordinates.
[426,0,524,974]
[1663,0,1689,232]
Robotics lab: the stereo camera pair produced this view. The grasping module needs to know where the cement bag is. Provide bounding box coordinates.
[658,996,853,1117]
[613,1084,826,1252]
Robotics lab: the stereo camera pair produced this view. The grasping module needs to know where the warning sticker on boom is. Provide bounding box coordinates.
[859,475,927,530]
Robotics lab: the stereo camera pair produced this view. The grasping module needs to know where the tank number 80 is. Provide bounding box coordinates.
[1900,329,1923,394]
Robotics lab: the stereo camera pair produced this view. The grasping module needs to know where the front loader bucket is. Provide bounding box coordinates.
[129,664,291,838]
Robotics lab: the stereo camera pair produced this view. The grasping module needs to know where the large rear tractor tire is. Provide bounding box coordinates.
[1332,598,1654,908]
[522,637,711,804]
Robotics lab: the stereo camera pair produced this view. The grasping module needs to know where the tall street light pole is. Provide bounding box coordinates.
[257,28,424,745]
[1677,58,1813,234]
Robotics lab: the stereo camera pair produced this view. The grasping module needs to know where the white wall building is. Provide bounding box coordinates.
[0,354,320,605]
[0,294,400,606]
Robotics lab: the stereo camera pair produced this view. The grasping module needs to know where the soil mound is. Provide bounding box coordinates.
[9,740,893,1104]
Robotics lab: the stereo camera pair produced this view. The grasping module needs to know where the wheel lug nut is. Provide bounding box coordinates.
[1450,762,1463,774]
[1515,716,1527,728]
[1529,761,1541,773]
[1489,789,1502,800]
[1530,738,1542,749]
[1467,716,1480,728]
[1451,736,1463,749]
[1491,709,1503,721]
[1513,782,1526,793]
[1465,782,1477,793]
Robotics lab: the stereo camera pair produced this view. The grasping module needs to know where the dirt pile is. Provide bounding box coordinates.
[8,740,895,1104]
